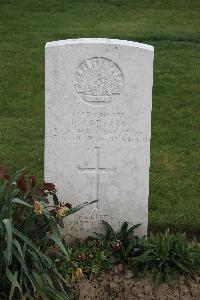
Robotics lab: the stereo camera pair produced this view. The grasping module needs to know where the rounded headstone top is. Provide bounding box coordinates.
[45,38,154,52]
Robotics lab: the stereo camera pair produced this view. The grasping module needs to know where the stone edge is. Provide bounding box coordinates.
[45,38,154,52]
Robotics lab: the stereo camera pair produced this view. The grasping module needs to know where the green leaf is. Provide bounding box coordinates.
[102,220,115,238]
[53,193,59,206]
[50,225,69,258]
[127,223,141,234]
[67,200,98,216]
[13,228,54,268]
[11,198,33,208]
[32,271,48,299]
[13,239,35,284]
[173,259,192,274]
[125,242,134,257]
[9,271,18,300]
[13,239,25,262]
[12,246,35,290]
[119,222,128,238]
[6,267,21,295]
[54,268,69,284]
[42,273,54,289]
[2,219,13,265]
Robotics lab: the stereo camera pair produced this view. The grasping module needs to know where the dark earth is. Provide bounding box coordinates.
[72,264,200,300]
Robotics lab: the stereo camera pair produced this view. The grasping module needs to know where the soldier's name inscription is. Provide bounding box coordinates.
[46,110,149,144]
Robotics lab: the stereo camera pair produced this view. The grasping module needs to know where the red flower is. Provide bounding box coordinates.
[64,202,72,209]
[40,182,56,196]
[17,172,29,194]
[31,176,36,188]
[0,167,10,180]
[111,240,122,252]
[44,182,55,191]
[77,253,86,261]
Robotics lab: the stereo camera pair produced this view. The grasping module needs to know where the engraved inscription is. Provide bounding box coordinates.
[77,147,116,209]
[74,57,124,105]
[68,215,136,233]
[47,111,150,144]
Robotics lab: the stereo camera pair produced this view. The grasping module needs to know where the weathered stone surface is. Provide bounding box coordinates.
[45,38,154,238]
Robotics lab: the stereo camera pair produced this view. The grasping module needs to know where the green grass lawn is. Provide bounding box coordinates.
[0,0,200,227]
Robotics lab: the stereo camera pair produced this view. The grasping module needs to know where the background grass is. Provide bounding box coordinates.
[0,0,199,227]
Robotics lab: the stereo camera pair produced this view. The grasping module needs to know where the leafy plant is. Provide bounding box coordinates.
[132,229,200,285]
[49,218,200,287]
[93,221,144,263]
[0,167,94,299]
[60,240,112,280]
[61,221,143,279]
[189,241,200,273]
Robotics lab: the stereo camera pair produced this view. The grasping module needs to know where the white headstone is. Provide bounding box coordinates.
[45,38,154,238]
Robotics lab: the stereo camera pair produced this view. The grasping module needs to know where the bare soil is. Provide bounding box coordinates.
[72,264,200,300]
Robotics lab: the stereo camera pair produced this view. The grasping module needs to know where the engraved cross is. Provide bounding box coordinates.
[77,147,116,209]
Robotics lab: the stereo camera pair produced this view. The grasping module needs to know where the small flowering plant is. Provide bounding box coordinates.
[92,221,144,263]
[62,238,112,280]
[0,167,95,299]
[59,221,144,280]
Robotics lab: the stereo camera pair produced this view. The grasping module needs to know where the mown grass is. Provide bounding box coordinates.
[0,0,199,227]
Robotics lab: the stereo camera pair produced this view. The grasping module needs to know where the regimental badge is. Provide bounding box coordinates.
[74,57,124,105]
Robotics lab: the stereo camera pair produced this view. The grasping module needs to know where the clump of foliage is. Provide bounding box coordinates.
[132,229,200,286]
[62,221,200,287]
[62,221,144,279]
[2,165,199,298]
[63,240,112,279]
[189,241,200,271]
[93,221,144,263]
[0,167,94,299]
